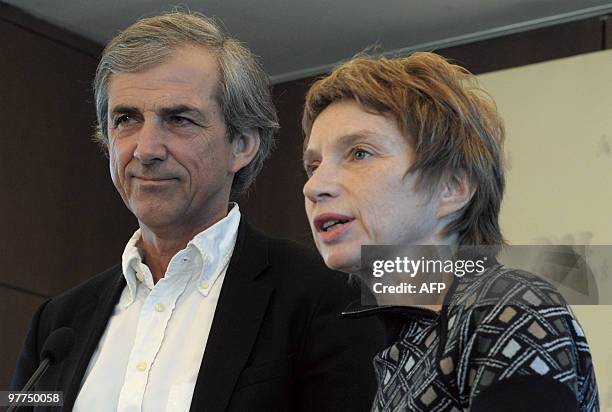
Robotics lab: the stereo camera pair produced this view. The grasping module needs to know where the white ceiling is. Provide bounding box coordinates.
[3,0,612,82]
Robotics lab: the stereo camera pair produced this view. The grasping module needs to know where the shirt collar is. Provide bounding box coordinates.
[189,203,240,296]
[121,203,241,304]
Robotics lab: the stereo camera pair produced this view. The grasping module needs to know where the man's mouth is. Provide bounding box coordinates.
[133,175,176,182]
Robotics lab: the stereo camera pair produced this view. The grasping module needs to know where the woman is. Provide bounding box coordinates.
[301,52,598,411]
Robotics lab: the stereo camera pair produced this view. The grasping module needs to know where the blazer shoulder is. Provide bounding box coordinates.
[263,236,357,296]
[268,237,323,266]
[46,264,123,311]
[23,264,124,359]
[266,237,341,273]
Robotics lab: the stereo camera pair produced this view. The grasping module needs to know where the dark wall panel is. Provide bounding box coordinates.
[605,15,612,49]
[0,5,136,388]
[0,286,46,390]
[0,15,137,298]
[440,18,603,75]
[241,78,316,246]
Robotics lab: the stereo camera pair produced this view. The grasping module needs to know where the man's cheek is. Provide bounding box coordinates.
[108,152,127,197]
[108,156,119,185]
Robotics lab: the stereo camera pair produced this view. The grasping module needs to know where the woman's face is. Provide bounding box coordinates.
[303,99,445,274]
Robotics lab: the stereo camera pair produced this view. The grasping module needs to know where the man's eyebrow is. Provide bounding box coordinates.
[109,105,139,116]
[158,105,204,119]
[108,104,205,120]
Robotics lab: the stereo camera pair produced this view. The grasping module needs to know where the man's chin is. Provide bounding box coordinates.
[132,208,183,232]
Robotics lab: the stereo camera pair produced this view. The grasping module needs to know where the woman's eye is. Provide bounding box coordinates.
[305,163,319,177]
[353,148,372,160]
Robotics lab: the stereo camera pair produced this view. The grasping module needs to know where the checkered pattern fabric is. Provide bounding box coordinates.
[370,264,599,411]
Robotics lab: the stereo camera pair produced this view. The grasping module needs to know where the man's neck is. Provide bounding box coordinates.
[137,213,228,283]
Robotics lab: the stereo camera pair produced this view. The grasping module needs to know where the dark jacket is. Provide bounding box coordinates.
[11,221,385,411]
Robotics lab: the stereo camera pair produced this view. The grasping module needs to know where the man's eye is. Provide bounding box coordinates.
[114,115,135,127]
[352,148,372,160]
[169,116,192,126]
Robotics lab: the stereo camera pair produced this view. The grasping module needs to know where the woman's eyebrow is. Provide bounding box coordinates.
[334,130,380,147]
[303,129,385,166]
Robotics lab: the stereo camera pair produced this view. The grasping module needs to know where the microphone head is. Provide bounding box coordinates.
[40,327,75,365]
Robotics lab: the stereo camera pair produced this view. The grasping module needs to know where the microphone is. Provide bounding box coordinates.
[7,327,74,412]
[40,327,74,366]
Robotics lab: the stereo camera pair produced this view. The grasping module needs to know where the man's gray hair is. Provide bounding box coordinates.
[93,10,279,198]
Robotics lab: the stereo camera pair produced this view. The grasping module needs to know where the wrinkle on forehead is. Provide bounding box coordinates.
[108,81,214,109]
[107,45,220,112]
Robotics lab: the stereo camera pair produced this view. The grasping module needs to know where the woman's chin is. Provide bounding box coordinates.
[323,253,361,275]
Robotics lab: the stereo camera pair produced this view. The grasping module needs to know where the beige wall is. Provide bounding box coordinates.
[479,49,612,410]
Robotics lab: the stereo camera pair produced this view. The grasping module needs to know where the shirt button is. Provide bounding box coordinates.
[200,281,210,290]
[154,303,165,312]
[136,271,144,282]
[182,257,189,262]
[136,361,147,372]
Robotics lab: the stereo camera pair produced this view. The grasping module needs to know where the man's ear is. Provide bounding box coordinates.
[436,172,475,219]
[230,128,260,173]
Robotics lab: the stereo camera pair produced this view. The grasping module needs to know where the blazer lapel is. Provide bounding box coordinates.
[63,268,126,410]
[190,221,273,412]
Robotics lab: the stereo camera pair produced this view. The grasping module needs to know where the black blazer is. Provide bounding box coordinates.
[11,221,385,411]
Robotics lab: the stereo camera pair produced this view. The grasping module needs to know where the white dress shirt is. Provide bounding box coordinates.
[73,204,241,412]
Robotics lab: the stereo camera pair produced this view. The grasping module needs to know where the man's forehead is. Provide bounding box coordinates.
[107,45,221,104]
[106,85,214,116]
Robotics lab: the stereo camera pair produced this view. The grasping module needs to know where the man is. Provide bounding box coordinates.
[11,11,383,411]
[301,53,599,411]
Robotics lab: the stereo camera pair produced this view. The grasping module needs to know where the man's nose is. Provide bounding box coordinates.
[303,162,341,203]
[133,121,168,164]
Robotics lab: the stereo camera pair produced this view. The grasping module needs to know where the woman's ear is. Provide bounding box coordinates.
[230,129,260,173]
[436,172,475,219]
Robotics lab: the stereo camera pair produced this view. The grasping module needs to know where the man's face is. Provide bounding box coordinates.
[107,46,241,234]
[303,99,444,274]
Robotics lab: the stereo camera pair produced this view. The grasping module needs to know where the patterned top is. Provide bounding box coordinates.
[345,264,599,411]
